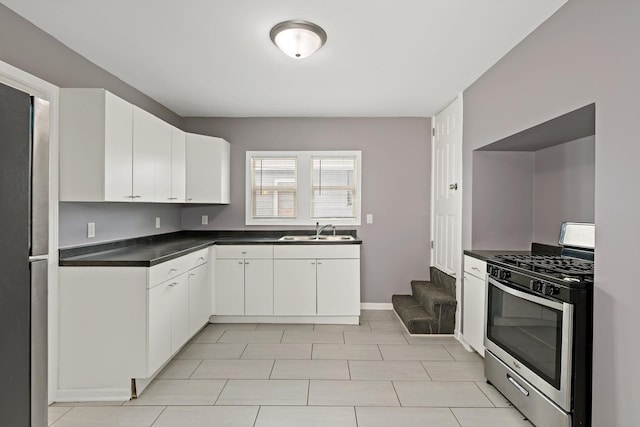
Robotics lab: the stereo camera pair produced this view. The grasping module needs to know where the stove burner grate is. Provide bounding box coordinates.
[494,254,594,278]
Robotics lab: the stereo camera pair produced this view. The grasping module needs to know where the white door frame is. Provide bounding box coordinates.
[430,93,463,338]
[0,60,60,404]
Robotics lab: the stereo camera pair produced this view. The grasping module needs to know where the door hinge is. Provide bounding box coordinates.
[430,240,434,249]
[432,128,435,136]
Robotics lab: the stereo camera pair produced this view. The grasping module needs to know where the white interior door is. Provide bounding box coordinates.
[432,96,462,277]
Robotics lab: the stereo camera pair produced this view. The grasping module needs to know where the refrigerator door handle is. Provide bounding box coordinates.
[30,97,50,257]
[28,255,49,262]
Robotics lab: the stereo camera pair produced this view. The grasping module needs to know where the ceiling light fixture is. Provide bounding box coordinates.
[270,20,327,59]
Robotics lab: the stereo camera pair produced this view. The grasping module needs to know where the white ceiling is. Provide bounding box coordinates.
[2,0,566,117]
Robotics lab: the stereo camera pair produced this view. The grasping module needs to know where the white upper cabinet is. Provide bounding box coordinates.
[60,88,134,202]
[170,127,187,202]
[60,88,225,205]
[133,106,169,202]
[186,134,230,204]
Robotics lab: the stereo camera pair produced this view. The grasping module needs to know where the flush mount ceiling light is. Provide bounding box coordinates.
[270,20,327,59]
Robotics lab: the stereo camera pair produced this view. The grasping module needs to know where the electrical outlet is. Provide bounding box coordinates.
[87,222,96,238]
[201,215,208,225]
[155,217,161,228]
[366,214,373,224]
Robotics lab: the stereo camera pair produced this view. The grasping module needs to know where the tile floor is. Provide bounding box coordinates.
[49,310,532,427]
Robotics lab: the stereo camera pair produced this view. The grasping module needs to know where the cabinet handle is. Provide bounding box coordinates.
[126,195,135,199]
[189,273,196,277]
[187,198,193,201]
[168,197,177,200]
[311,262,316,265]
[198,257,205,261]
[472,267,480,271]
[317,262,322,265]
[241,251,247,255]
[168,282,178,287]
[238,261,243,265]
[169,268,178,272]
[133,195,142,198]
[244,261,250,265]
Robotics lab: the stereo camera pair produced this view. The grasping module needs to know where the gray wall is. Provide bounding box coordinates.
[533,135,595,245]
[0,4,182,127]
[471,152,534,249]
[59,203,182,248]
[0,4,188,247]
[182,117,431,303]
[462,1,640,424]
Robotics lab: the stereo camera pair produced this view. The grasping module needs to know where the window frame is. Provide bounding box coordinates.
[246,150,362,226]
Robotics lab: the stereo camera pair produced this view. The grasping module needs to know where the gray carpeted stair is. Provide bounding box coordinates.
[392,267,456,334]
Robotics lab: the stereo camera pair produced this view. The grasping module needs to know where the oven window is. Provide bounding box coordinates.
[487,282,563,389]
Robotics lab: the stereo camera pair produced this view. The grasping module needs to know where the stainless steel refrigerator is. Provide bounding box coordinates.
[0,81,49,427]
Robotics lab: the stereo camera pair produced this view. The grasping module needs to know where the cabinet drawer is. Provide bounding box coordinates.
[274,244,360,259]
[148,249,209,287]
[216,245,273,259]
[464,255,487,280]
[183,248,209,270]
[149,257,189,287]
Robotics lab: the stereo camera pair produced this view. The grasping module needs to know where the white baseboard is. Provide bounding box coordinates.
[360,303,393,310]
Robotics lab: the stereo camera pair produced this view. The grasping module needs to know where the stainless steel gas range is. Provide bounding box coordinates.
[484,223,594,427]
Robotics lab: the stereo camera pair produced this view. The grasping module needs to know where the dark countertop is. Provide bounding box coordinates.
[59,230,362,267]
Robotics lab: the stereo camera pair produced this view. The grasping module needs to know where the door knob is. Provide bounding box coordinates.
[449,183,458,190]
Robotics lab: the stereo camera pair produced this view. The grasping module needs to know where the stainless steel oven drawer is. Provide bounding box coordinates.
[485,351,570,427]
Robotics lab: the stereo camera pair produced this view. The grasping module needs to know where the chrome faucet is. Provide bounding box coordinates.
[315,222,334,238]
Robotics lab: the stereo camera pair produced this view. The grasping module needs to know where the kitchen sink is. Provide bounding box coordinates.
[278,235,355,242]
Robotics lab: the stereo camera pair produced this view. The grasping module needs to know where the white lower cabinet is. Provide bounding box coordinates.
[273,260,317,316]
[187,263,211,336]
[463,255,488,356]
[148,275,190,376]
[272,245,361,317]
[244,259,274,315]
[317,259,360,316]
[58,248,211,401]
[215,259,246,315]
[215,245,274,316]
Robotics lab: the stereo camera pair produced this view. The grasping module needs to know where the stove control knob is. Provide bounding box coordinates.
[543,284,559,296]
[530,280,543,293]
[499,270,511,280]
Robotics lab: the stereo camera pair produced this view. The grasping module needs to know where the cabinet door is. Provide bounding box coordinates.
[317,259,360,316]
[274,260,316,316]
[215,259,245,315]
[104,91,134,201]
[186,134,230,203]
[153,119,174,203]
[463,273,486,356]
[170,127,186,202]
[245,259,273,316]
[170,274,190,354]
[188,264,211,336]
[148,281,172,375]
[132,107,160,202]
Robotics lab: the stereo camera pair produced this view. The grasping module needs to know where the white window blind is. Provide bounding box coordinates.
[311,156,357,219]
[250,157,297,218]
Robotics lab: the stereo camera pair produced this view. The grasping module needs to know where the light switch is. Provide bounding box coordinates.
[87,222,96,238]
[366,214,373,224]
[201,215,209,225]
[155,217,161,228]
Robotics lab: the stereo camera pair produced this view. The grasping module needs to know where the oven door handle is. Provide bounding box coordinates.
[488,277,563,311]
[507,374,530,396]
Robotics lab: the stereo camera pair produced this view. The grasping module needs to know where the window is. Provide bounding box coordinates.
[250,157,297,219]
[246,151,361,226]
[311,156,357,219]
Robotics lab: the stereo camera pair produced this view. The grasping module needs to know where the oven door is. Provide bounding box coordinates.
[485,277,573,411]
